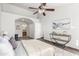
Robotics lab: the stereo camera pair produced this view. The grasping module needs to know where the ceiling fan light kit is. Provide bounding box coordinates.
[38,9,45,14]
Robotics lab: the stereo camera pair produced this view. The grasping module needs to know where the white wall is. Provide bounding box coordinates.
[0,4,42,39]
[39,4,79,49]
[0,4,2,34]
[1,3,41,38]
[34,23,42,38]
[1,11,41,39]
[29,24,35,38]
[26,24,30,37]
[1,12,23,37]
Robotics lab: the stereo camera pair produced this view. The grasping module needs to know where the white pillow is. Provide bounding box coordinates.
[3,36,10,41]
[0,37,15,56]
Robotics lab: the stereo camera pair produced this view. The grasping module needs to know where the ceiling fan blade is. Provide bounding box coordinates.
[39,3,46,9]
[43,12,46,16]
[33,11,38,15]
[29,7,37,9]
[45,9,55,11]
[41,3,46,6]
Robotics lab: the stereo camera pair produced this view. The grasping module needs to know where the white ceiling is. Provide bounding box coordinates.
[10,3,55,12]
[10,3,74,12]
[10,3,73,8]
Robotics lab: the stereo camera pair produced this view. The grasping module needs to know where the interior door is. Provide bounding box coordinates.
[22,31,27,38]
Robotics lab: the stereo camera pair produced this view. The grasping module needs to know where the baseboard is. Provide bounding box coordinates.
[39,39,79,52]
[66,46,79,51]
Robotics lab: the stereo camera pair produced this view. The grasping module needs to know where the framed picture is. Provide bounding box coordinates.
[52,18,71,30]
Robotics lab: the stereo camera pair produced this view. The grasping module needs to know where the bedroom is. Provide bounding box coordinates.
[0,3,79,56]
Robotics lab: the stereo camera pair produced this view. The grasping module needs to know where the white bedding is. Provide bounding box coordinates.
[0,37,15,56]
[21,40,55,56]
[14,41,27,56]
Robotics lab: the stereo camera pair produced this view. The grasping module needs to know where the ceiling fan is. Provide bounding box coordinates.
[28,3,55,16]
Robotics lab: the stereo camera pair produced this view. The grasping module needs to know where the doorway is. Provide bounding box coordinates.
[22,30,27,38]
[15,18,35,39]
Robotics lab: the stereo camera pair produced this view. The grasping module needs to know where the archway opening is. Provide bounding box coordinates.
[15,18,35,39]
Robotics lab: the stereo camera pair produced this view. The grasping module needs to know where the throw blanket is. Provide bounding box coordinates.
[21,40,55,56]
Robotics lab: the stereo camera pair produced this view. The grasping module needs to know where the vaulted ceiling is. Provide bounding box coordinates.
[9,3,77,17]
[10,3,73,12]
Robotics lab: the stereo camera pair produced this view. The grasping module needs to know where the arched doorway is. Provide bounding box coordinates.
[15,18,35,39]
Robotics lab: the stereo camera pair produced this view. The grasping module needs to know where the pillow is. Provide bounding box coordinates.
[3,36,10,41]
[0,37,15,56]
[9,37,17,49]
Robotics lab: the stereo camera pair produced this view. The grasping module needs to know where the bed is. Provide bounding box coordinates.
[20,39,55,56]
[0,37,55,56]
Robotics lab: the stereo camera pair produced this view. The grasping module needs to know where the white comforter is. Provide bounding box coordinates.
[21,40,55,56]
[0,37,15,56]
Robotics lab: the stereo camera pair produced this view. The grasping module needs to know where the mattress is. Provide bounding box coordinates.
[21,40,55,56]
